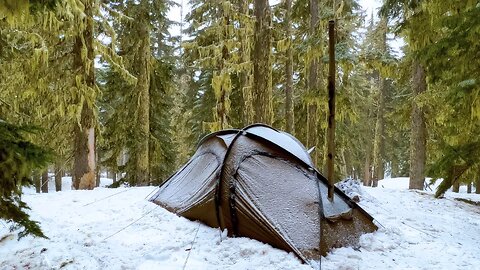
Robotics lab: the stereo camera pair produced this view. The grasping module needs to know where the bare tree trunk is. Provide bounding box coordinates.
[409,60,427,190]
[135,14,151,186]
[96,165,101,187]
[363,149,372,186]
[41,170,49,193]
[391,158,398,178]
[307,0,320,167]
[238,0,253,126]
[373,20,387,184]
[73,0,96,190]
[253,0,273,124]
[476,168,480,194]
[373,77,386,183]
[34,172,41,193]
[54,163,62,192]
[326,20,336,200]
[284,0,294,133]
[214,11,231,130]
[467,182,472,193]
[452,181,460,193]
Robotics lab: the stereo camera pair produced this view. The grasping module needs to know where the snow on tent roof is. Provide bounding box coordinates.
[150,124,377,265]
[242,124,314,166]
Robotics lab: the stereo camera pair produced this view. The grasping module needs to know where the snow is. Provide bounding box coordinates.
[244,125,314,166]
[1,177,480,269]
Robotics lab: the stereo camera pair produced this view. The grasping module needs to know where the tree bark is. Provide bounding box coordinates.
[253,0,273,125]
[363,149,372,186]
[215,11,231,130]
[326,20,336,199]
[72,0,96,190]
[54,163,62,192]
[452,181,460,193]
[307,0,320,167]
[476,168,480,194]
[391,158,398,178]
[284,0,294,133]
[239,0,253,126]
[96,165,101,187]
[372,77,386,186]
[41,170,48,193]
[134,11,151,186]
[373,19,387,185]
[34,171,41,193]
[409,60,427,190]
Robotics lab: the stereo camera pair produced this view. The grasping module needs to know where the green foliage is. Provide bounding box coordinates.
[0,121,52,238]
[98,0,178,186]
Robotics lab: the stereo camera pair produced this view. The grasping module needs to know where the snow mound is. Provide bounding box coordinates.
[336,178,364,202]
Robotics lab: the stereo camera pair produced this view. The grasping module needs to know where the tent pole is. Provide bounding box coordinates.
[327,20,336,202]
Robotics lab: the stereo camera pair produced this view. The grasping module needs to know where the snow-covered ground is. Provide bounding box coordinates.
[1,177,479,270]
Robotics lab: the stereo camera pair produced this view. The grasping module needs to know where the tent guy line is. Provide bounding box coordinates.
[102,204,160,241]
[182,222,202,270]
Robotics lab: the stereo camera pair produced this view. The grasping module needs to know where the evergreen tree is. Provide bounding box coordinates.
[99,0,176,186]
[0,122,51,238]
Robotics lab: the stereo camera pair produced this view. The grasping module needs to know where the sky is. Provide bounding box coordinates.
[167,0,384,31]
[166,0,404,56]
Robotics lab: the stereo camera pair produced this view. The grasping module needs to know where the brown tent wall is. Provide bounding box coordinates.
[150,124,377,263]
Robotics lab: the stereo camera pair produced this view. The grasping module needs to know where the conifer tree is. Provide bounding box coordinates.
[99,0,176,185]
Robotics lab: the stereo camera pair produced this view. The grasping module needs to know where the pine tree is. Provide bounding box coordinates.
[99,0,176,186]
[0,122,51,238]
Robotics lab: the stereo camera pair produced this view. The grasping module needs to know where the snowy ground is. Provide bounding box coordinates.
[1,177,479,270]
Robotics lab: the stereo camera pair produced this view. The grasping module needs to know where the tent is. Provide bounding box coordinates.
[150,124,377,263]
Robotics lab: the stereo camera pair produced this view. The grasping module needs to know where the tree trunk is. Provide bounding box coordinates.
[239,0,253,126]
[452,181,460,193]
[363,149,372,186]
[476,168,480,194]
[41,170,49,193]
[134,14,151,186]
[253,0,272,125]
[409,60,427,190]
[391,158,398,178]
[307,0,320,167]
[284,0,294,133]
[34,172,41,193]
[214,11,232,130]
[54,163,62,192]
[372,172,378,188]
[373,20,387,184]
[467,182,472,193]
[96,165,101,187]
[373,76,386,183]
[339,146,347,179]
[326,20,336,199]
[72,0,96,190]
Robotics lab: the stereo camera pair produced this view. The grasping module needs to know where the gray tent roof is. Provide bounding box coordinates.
[151,124,376,263]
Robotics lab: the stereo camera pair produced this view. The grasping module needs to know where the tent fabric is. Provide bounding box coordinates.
[150,124,377,263]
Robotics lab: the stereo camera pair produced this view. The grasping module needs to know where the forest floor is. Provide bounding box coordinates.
[1,177,479,270]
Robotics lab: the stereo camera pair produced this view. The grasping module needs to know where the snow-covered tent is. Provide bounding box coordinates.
[150,124,376,263]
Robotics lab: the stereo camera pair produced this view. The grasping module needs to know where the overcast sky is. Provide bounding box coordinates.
[167,0,383,29]
[166,0,404,56]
